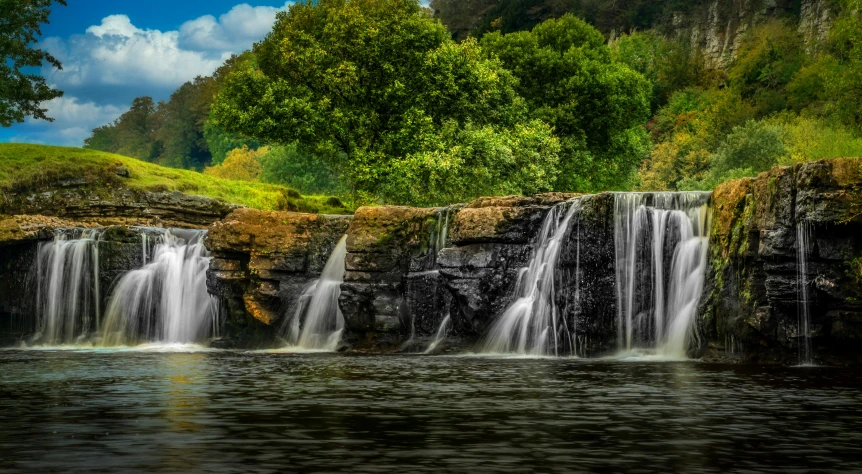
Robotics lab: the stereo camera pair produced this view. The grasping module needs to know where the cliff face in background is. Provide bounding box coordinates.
[430,0,832,66]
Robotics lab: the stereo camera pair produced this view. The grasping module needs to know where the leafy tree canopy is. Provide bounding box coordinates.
[0,0,66,126]
[481,14,652,191]
[211,0,557,205]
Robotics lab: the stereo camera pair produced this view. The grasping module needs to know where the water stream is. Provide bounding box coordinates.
[480,198,583,356]
[281,235,348,351]
[100,229,217,346]
[796,220,814,365]
[614,192,712,358]
[34,229,103,345]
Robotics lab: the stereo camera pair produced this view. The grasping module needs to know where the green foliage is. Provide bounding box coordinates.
[203,145,266,181]
[85,97,161,161]
[204,121,261,165]
[212,0,546,205]
[84,53,254,169]
[259,143,345,195]
[0,143,351,214]
[728,20,808,116]
[612,31,718,111]
[481,14,652,191]
[381,119,560,206]
[678,120,788,190]
[0,0,66,126]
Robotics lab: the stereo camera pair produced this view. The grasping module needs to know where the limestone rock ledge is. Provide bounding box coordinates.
[205,208,351,348]
[702,158,862,364]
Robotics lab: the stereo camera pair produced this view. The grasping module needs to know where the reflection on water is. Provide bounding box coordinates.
[2,351,862,473]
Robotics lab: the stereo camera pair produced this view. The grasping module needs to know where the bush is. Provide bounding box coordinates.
[203,146,267,181]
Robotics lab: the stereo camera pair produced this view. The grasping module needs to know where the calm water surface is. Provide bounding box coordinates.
[1,349,861,473]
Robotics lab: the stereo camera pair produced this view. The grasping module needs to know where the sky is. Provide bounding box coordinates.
[2,0,431,147]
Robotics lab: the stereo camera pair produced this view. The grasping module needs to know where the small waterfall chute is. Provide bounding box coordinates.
[281,235,348,351]
[424,314,451,354]
[796,221,814,366]
[479,198,583,356]
[613,192,712,358]
[101,229,217,346]
[34,229,102,345]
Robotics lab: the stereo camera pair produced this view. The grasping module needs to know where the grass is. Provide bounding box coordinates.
[0,144,352,214]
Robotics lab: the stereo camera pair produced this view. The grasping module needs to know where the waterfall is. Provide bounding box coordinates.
[614,193,712,358]
[479,198,583,356]
[101,229,217,346]
[34,229,102,345]
[282,235,348,351]
[796,221,814,365]
[424,314,451,354]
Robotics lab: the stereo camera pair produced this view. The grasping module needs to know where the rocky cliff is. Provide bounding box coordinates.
[205,209,351,348]
[702,158,862,364]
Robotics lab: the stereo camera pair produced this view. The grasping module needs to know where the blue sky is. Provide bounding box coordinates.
[2,0,430,146]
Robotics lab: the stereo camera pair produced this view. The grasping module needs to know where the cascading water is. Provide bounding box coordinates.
[614,192,712,358]
[796,221,814,366]
[281,235,348,351]
[33,229,102,344]
[424,314,451,354]
[479,198,583,356]
[101,229,217,346]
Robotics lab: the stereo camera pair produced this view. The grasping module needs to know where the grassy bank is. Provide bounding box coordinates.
[0,144,351,214]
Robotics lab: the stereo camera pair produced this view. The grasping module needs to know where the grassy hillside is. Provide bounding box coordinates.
[0,144,351,214]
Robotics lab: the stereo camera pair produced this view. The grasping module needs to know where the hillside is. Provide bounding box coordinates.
[0,144,351,214]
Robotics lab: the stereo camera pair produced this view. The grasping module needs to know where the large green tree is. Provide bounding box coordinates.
[211,0,559,204]
[481,14,652,191]
[0,0,66,126]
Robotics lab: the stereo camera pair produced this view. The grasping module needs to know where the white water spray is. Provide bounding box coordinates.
[796,221,814,365]
[282,236,348,351]
[479,198,582,356]
[101,229,217,346]
[424,314,451,354]
[34,229,102,344]
[614,193,711,358]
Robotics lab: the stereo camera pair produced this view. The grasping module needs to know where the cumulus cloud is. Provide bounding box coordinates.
[179,2,292,53]
[11,97,125,146]
[13,2,293,147]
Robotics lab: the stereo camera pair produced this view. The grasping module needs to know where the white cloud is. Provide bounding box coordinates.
[11,97,125,146]
[179,2,293,52]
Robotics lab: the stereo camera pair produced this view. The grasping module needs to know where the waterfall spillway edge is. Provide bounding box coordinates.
[281,235,348,351]
[613,192,712,358]
[28,227,219,347]
[34,229,103,345]
[101,229,217,346]
[479,198,583,356]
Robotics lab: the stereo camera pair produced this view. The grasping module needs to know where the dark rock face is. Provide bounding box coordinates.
[555,193,618,357]
[205,209,351,348]
[702,158,862,365]
[339,205,450,350]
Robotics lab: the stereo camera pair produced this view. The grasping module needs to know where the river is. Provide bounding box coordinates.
[2,349,861,472]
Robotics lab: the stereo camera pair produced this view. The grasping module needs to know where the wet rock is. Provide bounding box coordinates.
[702,157,862,365]
[205,209,351,347]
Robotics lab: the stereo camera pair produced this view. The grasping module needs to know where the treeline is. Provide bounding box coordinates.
[83,0,862,204]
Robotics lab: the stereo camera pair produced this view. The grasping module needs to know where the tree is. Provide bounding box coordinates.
[0,0,66,126]
[212,0,556,204]
[481,14,652,191]
[84,97,160,161]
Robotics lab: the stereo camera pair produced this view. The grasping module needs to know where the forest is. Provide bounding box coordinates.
[82,0,862,206]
